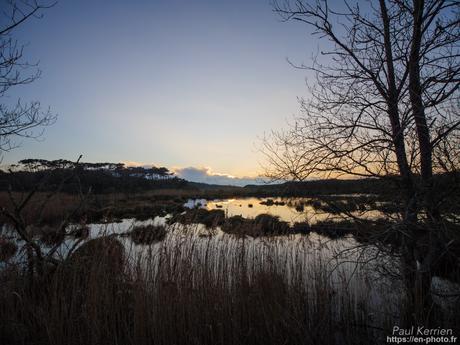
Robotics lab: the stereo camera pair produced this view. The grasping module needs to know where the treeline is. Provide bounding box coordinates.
[12,159,172,178]
[1,159,458,198]
[244,173,460,199]
[0,159,187,194]
[242,179,392,198]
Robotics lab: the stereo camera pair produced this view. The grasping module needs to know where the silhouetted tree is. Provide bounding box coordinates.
[264,0,459,323]
[0,0,56,155]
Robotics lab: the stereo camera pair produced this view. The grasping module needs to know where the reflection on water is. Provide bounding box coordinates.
[185,196,384,224]
[3,214,457,325]
[80,218,403,321]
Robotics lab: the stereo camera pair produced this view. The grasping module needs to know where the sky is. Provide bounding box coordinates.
[2,0,318,184]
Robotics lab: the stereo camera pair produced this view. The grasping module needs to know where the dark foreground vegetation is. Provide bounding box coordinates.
[1,233,458,345]
[0,236,377,345]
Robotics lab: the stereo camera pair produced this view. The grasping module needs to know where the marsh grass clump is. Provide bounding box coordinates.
[309,220,356,239]
[170,208,225,228]
[130,224,167,244]
[221,215,251,236]
[58,236,126,290]
[290,221,310,234]
[223,214,247,227]
[260,199,274,206]
[260,199,286,206]
[254,214,290,234]
[222,214,290,237]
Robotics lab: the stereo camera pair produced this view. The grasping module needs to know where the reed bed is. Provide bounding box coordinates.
[0,222,454,345]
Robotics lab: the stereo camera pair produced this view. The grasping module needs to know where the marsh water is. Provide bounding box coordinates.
[184,196,386,224]
[1,195,458,327]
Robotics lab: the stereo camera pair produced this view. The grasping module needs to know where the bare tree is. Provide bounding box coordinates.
[0,0,56,155]
[263,0,459,322]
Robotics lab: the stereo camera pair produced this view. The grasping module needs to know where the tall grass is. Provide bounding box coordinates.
[1,223,458,345]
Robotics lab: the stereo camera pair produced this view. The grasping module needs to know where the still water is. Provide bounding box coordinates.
[185,196,384,224]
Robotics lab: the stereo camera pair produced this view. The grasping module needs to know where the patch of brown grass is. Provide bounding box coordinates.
[0,234,396,345]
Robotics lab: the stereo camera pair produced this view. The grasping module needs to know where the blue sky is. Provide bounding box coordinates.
[2,0,318,182]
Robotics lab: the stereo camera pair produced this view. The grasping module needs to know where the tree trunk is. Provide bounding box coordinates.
[409,0,440,221]
[381,0,437,325]
[379,0,417,221]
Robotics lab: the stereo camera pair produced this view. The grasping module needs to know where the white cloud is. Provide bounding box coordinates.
[172,166,265,187]
[120,161,268,186]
